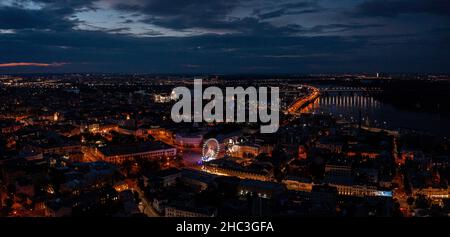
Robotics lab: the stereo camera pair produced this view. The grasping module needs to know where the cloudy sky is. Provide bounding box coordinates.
[0,0,449,73]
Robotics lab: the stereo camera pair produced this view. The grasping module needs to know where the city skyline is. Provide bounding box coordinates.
[1,0,450,221]
[1,0,450,74]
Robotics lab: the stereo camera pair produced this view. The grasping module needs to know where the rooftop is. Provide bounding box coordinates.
[98,141,175,157]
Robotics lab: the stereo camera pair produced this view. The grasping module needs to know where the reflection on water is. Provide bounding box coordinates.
[306,89,450,137]
[320,94,382,109]
[312,93,390,128]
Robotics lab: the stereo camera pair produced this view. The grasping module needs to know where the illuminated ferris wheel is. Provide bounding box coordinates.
[202,138,220,162]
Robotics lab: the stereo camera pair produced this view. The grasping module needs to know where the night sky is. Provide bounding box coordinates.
[0,0,449,74]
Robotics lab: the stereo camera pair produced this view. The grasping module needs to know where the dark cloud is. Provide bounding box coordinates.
[0,0,97,30]
[255,1,320,19]
[114,0,240,17]
[33,0,97,10]
[112,0,315,35]
[0,25,375,73]
[114,0,242,30]
[0,6,75,30]
[257,9,319,20]
[147,16,305,36]
[3,24,449,73]
[257,9,287,19]
[300,23,384,34]
[354,0,450,18]
[113,1,319,36]
[121,19,134,24]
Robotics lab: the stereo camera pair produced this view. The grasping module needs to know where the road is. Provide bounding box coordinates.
[134,186,160,217]
[285,85,320,115]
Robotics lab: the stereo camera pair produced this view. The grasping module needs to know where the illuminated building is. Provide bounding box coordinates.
[346,151,379,159]
[0,119,22,134]
[27,141,81,156]
[165,205,216,217]
[116,126,148,137]
[80,123,118,133]
[298,145,307,159]
[201,159,273,182]
[230,144,260,158]
[315,137,344,153]
[153,92,176,103]
[96,141,176,164]
[329,183,392,197]
[397,149,426,165]
[113,182,129,192]
[412,186,449,200]
[283,177,313,192]
[147,127,174,143]
[346,144,381,159]
[228,139,273,159]
[325,164,352,177]
[53,112,59,122]
[238,179,285,199]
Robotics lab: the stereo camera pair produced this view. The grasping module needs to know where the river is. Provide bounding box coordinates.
[309,85,450,137]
